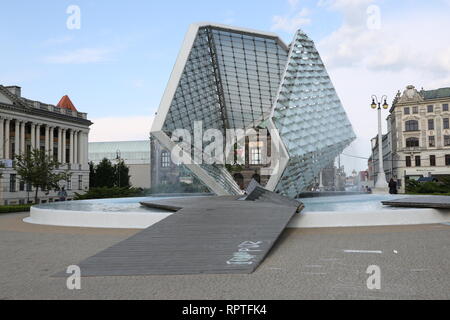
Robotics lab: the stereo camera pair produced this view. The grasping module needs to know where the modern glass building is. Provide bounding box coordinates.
[151,22,355,198]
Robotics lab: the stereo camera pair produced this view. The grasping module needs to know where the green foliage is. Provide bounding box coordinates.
[89,158,131,188]
[92,158,115,188]
[148,182,209,194]
[115,159,130,188]
[74,187,143,200]
[13,149,70,204]
[0,204,33,213]
[406,179,449,194]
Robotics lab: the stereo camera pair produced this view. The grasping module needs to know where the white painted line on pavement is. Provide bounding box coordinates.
[343,250,383,254]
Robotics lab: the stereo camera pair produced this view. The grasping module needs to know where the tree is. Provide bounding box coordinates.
[88,161,96,188]
[14,149,71,204]
[93,158,115,188]
[115,159,130,188]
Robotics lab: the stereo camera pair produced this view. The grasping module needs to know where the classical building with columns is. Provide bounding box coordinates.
[0,85,92,205]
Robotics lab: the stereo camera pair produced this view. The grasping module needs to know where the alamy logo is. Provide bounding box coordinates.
[367,5,381,30]
[66,265,81,290]
[366,265,381,290]
[66,5,81,30]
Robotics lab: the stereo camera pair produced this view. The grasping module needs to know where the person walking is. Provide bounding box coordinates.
[58,187,68,201]
[388,178,397,194]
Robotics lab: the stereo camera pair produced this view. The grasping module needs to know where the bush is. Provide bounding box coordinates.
[74,187,144,200]
[148,182,209,195]
[406,179,449,194]
[0,204,33,213]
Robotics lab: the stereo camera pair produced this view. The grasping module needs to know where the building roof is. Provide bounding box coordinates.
[422,87,450,100]
[56,95,77,111]
[89,140,150,165]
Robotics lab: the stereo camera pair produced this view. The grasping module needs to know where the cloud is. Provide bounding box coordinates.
[318,1,450,74]
[41,36,73,46]
[313,1,450,173]
[89,116,154,142]
[44,48,113,64]
[271,7,311,33]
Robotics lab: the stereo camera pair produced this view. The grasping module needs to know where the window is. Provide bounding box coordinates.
[9,174,16,192]
[250,148,262,165]
[415,156,421,167]
[427,105,434,113]
[446,155,450,166]
[404,107,410,115]
[430,155,436,166]
[406,137,419,147]
[412,106,418,114]
[161,151,170,168]
[406,156,412,167]
[429,136,435,147]
[428,119,434,130]
[444,118,449,129]
[405,120,419,131]
[67,177,72,190]
[445,135,450,146]
[19,181,25,191]
[78,175,83,190]
[443,104,449,112]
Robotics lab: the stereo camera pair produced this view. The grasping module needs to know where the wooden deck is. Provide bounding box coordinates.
[56,192,302,277]
[382,195,450,209]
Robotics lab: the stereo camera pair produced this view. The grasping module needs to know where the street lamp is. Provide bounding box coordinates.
[371,95,389,193]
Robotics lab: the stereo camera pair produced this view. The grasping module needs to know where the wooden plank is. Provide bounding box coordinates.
[382,196,450,209]
[55,191,301,277]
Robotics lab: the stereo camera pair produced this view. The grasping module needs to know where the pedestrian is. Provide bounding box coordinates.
[58,187,68,201]
[388,178,397,194]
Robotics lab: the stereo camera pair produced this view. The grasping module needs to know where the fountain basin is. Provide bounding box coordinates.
[23,194,450,229]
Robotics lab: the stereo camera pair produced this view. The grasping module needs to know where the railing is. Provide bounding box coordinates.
[29,101,87,120]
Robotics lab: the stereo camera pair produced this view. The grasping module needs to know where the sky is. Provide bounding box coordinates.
[1,0,450,173]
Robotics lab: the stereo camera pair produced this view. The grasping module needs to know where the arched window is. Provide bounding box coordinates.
[405,120,419,131]
[406,137,419,148]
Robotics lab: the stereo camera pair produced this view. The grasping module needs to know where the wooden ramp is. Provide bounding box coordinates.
[382,196,450,209]
[56,192,302,277]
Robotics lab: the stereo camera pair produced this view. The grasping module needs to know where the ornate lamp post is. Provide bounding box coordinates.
[371,95,389,192]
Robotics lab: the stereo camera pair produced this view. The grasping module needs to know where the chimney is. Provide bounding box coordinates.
[5,86,21,97]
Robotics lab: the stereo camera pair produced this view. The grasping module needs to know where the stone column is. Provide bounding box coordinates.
[44,125,49,155]
[20,121,25,155]
[69,130,74,164]
[57,128,62,162]
[0,118,4,159]
[84,130,89,167]
[14,120,20,157]
[35,124,41,150]
[30,123,35,151]
[4,118,10,159]
[78,132,84,167]
[49,127,54,159]
[74,131,78,165]
[62,129,66,164]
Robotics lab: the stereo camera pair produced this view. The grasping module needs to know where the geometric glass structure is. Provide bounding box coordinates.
[266,30,356,198]
[151,23,355,198]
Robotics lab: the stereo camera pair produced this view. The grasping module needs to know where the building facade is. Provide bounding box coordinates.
[89,140,151,189]
[150,23,355,198]
[0,85,91,204]
[388,85,450,193]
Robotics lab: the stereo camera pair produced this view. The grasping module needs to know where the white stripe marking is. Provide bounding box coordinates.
[343,250,383,254]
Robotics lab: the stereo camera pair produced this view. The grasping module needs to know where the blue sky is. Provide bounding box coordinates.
[1,0,450,171]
